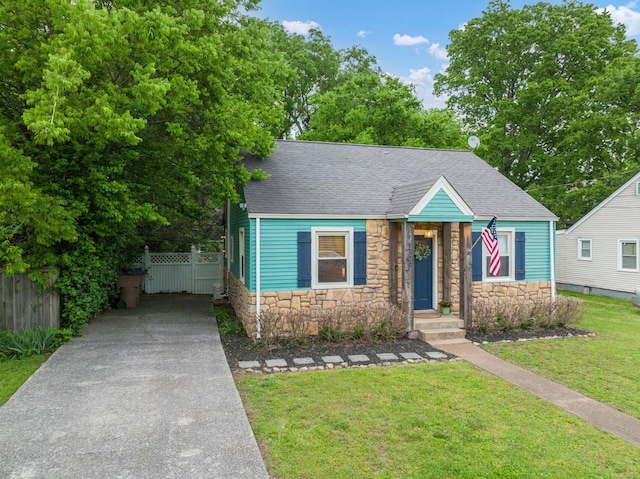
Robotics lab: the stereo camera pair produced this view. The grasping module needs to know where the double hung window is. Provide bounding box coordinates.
[483,230,513,280]
[312,228,353,288]
[619,240,639,271]
[578,239,592,261]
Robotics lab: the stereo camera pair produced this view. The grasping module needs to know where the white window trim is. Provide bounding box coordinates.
[577,238,592,261]
[239,228,245,283]
[618,239,639,272]
[311,227,354,289]
[636,181,640,196]
[482,228,515,282]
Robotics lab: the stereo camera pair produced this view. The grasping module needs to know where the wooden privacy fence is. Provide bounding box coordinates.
[0,271,60,332]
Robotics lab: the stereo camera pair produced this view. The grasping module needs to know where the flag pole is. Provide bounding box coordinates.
[466,213,499,255]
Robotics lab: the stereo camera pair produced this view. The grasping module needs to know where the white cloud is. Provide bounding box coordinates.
[599,3,640,36]
[282,20,321,35]
[428,43,448,60]
[357,30,372,38]
[403,67,432,85]
[393,33,429,46]
[398,67,448,109]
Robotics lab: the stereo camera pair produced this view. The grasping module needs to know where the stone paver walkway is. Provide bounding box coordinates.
[237,351,451,372]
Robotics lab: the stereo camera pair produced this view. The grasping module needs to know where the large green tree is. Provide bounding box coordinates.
[301,71,466,148]
[267,25,341,138]
[267,23,382,139]
[0,0,287,329]
[434,0,639,225]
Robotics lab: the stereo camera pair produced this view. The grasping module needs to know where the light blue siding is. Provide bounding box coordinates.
[410,189,473,222]
[473,220,553,281]
[256,219,367,292]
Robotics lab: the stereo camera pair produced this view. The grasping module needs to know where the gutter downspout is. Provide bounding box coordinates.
[255,217,261,339]
[550,220,556,301]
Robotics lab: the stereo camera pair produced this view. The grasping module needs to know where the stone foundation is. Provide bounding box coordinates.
[472,280,552,301]
[470,280,554,329]
[228,273,391,338]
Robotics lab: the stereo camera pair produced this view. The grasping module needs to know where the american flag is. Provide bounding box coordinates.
[481,216,501,276]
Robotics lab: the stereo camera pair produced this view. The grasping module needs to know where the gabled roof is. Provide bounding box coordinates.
[564,170,640,234]
[242,140,557,221]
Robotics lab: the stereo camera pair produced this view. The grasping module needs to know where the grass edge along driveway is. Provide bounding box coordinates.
[237,362,640,479]
[0,355,46,406]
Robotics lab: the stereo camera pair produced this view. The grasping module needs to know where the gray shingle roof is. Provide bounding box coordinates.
[242,140,557,220]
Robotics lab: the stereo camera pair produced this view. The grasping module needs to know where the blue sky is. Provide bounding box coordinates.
[252,0,640,108]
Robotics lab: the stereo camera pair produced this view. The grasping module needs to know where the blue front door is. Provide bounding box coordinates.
[414,236,433,310]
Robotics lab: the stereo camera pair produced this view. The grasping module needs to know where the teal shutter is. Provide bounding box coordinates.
[298,232,311,288]
[472,231,482,281]
[515,232,526,280]
[354,231,367,285]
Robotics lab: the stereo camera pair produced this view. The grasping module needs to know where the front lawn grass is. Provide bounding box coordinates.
[482,291,640,419]
[0,355,46,406]
[237,362,640,479]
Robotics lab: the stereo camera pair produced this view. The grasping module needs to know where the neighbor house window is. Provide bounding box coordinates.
[578,238,592,260]
[636,182,640,196]
[483,230,514,280]
[619,239,638,271]
[312,228,353,288]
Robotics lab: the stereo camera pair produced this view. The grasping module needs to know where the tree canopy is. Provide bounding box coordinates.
[0,0,288,329]
[300,71,466,148]
[434,0,640,225]
[267,22,466,148]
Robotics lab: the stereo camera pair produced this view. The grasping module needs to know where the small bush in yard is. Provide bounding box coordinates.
[472,297,585,333]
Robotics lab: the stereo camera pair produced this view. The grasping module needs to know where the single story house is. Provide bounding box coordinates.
[226,140,558,338]
[556,171,640,299]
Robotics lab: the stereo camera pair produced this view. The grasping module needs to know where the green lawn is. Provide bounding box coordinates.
[237,362,639,478]
[482,291,640,419]
[237,291,640,478]
[0,355,46,406]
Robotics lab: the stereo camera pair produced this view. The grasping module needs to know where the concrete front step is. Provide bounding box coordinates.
[428,338,472,346]
[414,317,464,330]
[419,328,467,343]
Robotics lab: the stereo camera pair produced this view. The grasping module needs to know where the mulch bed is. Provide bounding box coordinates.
[220,326,594,371]
[465,326,594,344]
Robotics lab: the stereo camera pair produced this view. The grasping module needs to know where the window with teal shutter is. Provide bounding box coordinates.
[473,230,526,281]
[298,230,366,288]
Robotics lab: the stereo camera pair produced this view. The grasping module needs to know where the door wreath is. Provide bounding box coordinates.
[415,242,431,261]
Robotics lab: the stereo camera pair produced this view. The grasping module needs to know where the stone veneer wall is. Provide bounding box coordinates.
[471,280,553,328]
[229,219,393,338]
[472,280,553,302]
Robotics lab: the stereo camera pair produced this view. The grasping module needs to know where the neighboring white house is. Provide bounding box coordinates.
[556,171,640,299]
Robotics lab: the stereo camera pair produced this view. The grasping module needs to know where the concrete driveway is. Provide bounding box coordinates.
[0,294,269,479]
